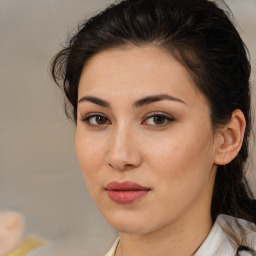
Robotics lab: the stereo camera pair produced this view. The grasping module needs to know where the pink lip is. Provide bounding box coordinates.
[105,181,151,204]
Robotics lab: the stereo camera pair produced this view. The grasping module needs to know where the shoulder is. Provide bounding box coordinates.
[217,215,256,256]
[195,214,256,256]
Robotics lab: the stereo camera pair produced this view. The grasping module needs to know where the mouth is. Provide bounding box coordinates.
[105,181,151,204]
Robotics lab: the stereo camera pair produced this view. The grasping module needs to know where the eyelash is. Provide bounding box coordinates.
[81,112,175,127]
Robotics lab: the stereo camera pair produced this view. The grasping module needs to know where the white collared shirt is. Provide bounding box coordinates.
[105,215,256,256]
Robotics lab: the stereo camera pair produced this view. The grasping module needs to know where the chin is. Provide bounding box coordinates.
[103,210,159,235]
[111,221,150,234]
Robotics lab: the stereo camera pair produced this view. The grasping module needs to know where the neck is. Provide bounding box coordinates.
[115,210,212,256]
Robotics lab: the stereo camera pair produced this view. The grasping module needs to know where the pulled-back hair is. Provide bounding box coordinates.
[51,0,255,246]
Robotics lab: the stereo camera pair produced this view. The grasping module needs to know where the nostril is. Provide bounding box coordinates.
[106,147,142,171]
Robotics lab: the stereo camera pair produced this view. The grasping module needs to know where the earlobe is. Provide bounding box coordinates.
[214,109,246,165]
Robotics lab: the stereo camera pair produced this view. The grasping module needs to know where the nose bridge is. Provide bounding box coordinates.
[113,121,131,147]
[107,120,141,170]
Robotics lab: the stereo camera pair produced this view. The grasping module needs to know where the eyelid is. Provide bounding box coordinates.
[80,111,175,127]
[142,112,175,126]
[80,112,111,126]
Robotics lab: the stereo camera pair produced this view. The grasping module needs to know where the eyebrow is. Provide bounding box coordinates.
[78,94,186,108]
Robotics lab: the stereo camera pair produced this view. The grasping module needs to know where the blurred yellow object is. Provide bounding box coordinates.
[7,236,47,256]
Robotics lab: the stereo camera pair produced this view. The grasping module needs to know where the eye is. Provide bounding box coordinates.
[142,113,175,127]
[81,113,111,126]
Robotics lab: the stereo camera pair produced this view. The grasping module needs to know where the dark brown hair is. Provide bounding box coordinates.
[51,0,255,247]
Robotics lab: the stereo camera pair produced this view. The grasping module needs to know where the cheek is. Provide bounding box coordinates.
[144,133,215,217]
[75,129,106,184]
[145,126,215,186]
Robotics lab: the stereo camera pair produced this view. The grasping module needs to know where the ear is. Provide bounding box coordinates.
[214,109,246,165]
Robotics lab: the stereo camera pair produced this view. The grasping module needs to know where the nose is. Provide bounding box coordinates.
[106,126,142,171]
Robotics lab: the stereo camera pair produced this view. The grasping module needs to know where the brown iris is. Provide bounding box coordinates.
[153,115,166,125]
[96,116,107,124]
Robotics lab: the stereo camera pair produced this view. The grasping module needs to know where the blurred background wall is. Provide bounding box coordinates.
[0,0,255,255]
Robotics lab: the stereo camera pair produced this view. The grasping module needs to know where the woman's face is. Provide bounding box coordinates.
[76,46,220,234]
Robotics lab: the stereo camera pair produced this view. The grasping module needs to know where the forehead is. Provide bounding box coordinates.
[78,45,206,107]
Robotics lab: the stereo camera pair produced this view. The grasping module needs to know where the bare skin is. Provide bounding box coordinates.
[75,46,245,256]
[0,211,24,255]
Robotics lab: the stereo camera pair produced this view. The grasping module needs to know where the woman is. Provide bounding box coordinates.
[51,0,256,255]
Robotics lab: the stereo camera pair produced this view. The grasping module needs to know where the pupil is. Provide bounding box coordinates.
[96,116,106,124]
[154,116,165,124]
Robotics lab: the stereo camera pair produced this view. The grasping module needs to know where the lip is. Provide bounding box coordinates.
[106,181,150,191]
[105,181,151,204]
